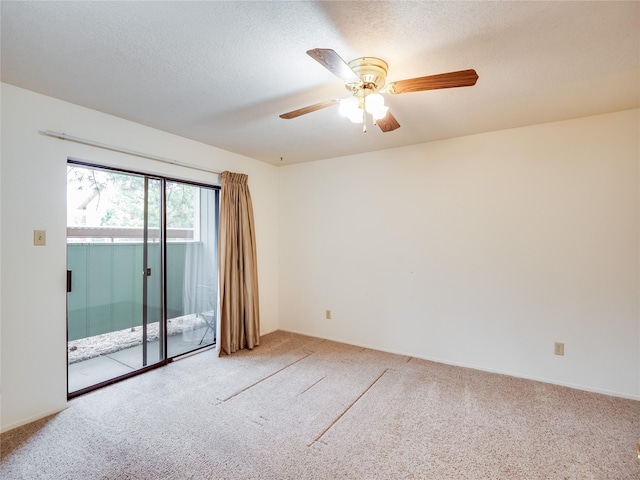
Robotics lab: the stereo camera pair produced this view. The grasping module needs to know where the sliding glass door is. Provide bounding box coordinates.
[67,162,218,395]
[165,181,219,357]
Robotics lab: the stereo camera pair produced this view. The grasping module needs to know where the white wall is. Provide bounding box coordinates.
[278,109,640,399]
[0,83,279,432]
[2,82,637,433]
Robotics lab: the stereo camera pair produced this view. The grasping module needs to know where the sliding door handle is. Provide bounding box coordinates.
[67,270,72,293]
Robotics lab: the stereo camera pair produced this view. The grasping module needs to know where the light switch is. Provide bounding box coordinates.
[554,342,565,356]
[34,230,46,246]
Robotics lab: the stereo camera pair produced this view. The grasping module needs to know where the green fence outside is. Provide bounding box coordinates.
[67,242,189,341]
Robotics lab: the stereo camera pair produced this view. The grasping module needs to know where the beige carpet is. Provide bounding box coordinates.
[1,331,639,479]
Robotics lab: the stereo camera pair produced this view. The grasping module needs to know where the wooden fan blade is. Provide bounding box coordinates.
[387,69,478,94]
[279,99,339,119]
[306,48,360,84]
[376,111,401,133]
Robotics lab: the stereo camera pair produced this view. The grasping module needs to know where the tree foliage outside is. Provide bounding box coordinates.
[67,166,196,229]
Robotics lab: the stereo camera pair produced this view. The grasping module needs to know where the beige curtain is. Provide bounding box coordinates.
[218,171,260,355]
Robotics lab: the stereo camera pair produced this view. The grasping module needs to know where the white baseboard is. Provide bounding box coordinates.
[278,328,640,402]
[1,405,69,434]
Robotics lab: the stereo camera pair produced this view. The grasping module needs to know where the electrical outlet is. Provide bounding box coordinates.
[554,342,565,356]
[34,230,46,246]
[325,310,331,320]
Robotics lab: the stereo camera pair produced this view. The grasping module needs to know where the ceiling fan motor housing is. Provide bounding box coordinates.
[346,57,389,96]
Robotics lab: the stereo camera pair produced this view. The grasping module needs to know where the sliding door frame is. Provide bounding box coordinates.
[66,159,219,398]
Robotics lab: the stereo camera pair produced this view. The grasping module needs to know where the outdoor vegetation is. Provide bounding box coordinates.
[67,165,196,231]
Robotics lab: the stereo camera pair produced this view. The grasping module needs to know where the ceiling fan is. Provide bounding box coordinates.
[280,48,478,133]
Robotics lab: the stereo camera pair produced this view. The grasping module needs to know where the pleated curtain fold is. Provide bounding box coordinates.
[218,171,260,355]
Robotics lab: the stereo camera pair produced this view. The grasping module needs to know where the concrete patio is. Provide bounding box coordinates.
[68,314,215,393]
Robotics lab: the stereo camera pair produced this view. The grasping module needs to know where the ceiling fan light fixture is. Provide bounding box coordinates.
[347,108,364,124]
[339,96,364,123]
[371,106,389,120]
[365,93,389,120]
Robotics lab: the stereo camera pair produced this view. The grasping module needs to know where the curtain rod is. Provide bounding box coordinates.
[41,130,222,175]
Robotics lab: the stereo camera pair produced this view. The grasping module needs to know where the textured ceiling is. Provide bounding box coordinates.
[1,1,638,165]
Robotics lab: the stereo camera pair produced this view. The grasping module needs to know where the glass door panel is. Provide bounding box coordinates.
[166,182,218,357]
[67,165,165,394]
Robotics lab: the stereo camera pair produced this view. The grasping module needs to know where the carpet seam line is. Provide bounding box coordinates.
[221,351,315,402]
[298,375,327,396]
[309,368,389,446]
